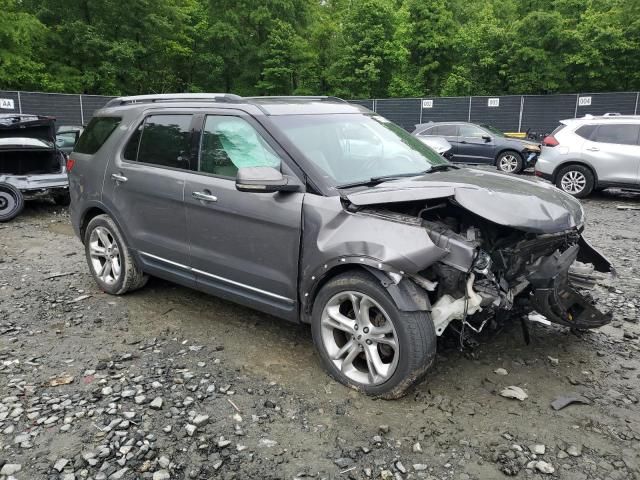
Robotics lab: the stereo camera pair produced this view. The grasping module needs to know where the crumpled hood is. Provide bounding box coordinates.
[346,168,584,234]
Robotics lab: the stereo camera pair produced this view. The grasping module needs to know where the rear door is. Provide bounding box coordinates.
[102,112,195,282]
[183,112,303,320]
[455,124,495,163]
[581,123,640,186]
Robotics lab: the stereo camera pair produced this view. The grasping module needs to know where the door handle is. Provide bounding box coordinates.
[460,141,468,144]
[111,173,128,183]
[586,147,599,151]
[192,191,218,203]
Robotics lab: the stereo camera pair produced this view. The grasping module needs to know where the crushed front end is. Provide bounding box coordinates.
[413,212,613,335]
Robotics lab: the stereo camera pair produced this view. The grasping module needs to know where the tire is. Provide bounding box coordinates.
[52,191,71,206]
[555,165,594,198]
[0,183,25,222]
[311,271,436,399]
[84,214,148,295]
[496,150,524,174]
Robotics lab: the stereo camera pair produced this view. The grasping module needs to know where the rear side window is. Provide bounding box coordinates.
[575,124,597,140]
[74,117,121,154]
[592,124,640,145]
[125,114,193,169]
[438,125,458,136]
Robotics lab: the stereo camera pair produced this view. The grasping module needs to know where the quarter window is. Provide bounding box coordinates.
[199,116,281,177]
[126,114,193,168]
[592,124,640,145]
[74,117,121,154]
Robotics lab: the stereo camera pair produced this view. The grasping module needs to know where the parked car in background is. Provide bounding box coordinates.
[56,125,84,155]
[412,122,541,173]
[414,135,453,159]
[68,94,612,398]
[0,114,70,221]
[535,115,640,198]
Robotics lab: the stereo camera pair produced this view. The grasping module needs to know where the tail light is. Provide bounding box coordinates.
[66,157,76,172]
[542,135,559,147]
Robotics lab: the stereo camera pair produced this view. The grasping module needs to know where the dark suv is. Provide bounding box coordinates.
[412,122,541,173]
[69,94,613,398]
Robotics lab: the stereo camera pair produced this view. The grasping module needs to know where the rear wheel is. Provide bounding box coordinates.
[496,150,524,174]
[0,183,24,222]
[84,214,148,295]
[556,165,594,198]
[311,271,436,399]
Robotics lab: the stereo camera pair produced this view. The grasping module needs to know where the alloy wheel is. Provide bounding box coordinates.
[89,226,122,285]
[320,291,399,386]
[499,154,519,173]
[560,170,586,194]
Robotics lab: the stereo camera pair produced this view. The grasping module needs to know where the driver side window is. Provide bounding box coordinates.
[199,116,281,178]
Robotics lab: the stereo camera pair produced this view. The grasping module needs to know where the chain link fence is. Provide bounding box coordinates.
[2,90,638,135]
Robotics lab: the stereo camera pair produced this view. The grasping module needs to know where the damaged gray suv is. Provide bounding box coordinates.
[69,94,614,398]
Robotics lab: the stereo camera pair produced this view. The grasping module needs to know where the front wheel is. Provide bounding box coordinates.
[496,151,524,174]
[311,271,436,399]
[84,214,148,295]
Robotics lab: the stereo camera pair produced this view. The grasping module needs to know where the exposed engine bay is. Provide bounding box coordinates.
[360,199,614,336]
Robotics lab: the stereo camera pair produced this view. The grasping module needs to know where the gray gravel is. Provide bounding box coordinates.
[1,190,639,480]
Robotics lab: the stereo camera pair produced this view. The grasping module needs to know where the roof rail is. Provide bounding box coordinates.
[104,93,243,108]
[244,95,348,103]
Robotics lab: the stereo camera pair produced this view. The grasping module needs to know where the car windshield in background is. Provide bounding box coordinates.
[480,124,505,137]
[271,114,447,187]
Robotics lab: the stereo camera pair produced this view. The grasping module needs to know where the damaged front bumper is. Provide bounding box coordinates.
[527,241,613,328]
[427,229,614,335]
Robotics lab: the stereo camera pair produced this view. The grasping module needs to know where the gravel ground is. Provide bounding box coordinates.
[1,189,639,480]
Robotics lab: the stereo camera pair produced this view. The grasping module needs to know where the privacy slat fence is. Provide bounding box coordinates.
[1,90,638,135]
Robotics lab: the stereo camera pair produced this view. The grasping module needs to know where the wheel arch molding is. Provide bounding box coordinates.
[299,256,431,323]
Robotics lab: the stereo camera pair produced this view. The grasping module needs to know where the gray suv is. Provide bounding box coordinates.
[535,115,640,197]
[69,94,613,398]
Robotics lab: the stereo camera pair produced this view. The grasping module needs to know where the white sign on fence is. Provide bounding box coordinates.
[0,99,15,110]
[578,96,592,106]
[488,98,500,107]
[422,99,433,109]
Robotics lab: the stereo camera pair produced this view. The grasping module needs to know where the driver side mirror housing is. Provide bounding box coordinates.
[482,135,492,142]
[235,166,300,193]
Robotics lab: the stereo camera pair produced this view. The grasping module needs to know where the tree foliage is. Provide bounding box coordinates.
[0,0,638,97]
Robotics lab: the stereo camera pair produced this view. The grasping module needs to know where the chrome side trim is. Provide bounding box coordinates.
[139,251,190,270]
[139,251,293,304]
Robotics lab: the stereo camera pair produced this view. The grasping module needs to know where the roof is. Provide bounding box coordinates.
[561,114,640,125]
[101,94,370,116]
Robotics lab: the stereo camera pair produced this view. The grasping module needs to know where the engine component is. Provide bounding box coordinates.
[431,274,483,336]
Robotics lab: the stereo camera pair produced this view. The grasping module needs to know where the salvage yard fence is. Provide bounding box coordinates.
[1,89,639,135]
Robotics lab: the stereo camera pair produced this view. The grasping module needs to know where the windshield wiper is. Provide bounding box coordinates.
[425,163,459,173]
[337,171,428,189]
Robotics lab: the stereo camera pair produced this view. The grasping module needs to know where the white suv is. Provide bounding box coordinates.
[535,115,640,198]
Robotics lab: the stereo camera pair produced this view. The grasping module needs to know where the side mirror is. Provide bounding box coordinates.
[236,166,299,193]
[482,135,492,142]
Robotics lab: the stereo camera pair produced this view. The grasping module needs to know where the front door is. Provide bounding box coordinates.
[455,124,495,163]
[102,112,195,282]
[183,113,303,320]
